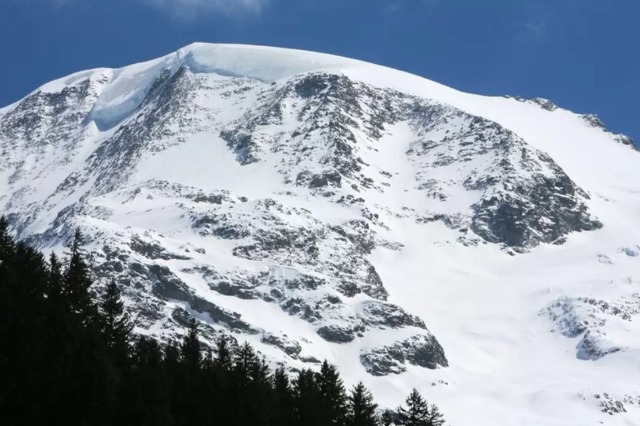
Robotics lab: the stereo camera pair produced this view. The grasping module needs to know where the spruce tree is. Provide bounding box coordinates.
[233,342,271,426]
[316,360,348,426]
[381,410,395,426]
[396,389,430,426]
[63,228,95,322]
[123,337,173,426]
[211,335,234,426]
[164,342,181,372]
[272,366,295,426]
[348,382,379,426]
[235,341,259,377]
[214,335,233,371]
[180,318,202,370]
[426,404,446,426]
[0,215,15,260]
[100,280,133,357]
[294,369,322,426]
[46,252,64,303]
[0,241,50,424]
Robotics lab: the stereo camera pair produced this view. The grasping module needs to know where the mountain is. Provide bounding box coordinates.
[1,43,639,425]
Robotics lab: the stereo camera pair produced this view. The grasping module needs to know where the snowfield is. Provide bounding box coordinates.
[1,43,639,425]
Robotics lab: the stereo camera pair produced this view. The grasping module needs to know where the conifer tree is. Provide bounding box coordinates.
[100,280,133,354]
[273,365,291,394]
[294,368,323,426]
[272,366,296,426]
[233,342,272,426]
[46,252,64,303]
[0,215,15,260]
[348,382,379,426]
[210,335,234,426]
[180,318,202,370]
[123,337,173,426]
[235,341,259,377]
[164,342,181,372]
[214,335,233,371]
[426,404,446,426]
[63,228,95,321]
[396,389,430,426]
[317,360,348,426]
[381,410,395,426]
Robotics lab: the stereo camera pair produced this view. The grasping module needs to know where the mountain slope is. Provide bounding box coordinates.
[1,43,639,425]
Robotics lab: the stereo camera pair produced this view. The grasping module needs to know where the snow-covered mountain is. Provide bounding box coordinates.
[1,43,639,425]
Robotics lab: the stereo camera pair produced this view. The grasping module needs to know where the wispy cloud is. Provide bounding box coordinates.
[523,19,548,38]
[145,0,268,18]
[35,0,268,18]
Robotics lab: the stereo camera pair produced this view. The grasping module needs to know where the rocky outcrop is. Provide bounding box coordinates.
[407,105,602,251]
[360,334,448,376]
[544,294,640,360]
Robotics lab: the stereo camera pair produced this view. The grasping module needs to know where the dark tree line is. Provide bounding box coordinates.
[0,216,446,426]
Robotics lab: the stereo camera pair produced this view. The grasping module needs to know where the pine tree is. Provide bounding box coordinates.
[0,241,50,424]
[100,280,133,355]
[235,341,259,377]
[164,342,181,371]
[294,369,322,426]
[210,335,234,426]
[0,216,15,260]
[63,228,95,322]
[316,360,348,426]
[426,404,446,426]
[396,389,430,426]
[122,337,173,426]
[348,382,379,426]
[213,335,233,371]
[381,410,395,426]
[272,366,296,426]
[180,318,202,370]
[46,252,64,303]
[233,342,271,426]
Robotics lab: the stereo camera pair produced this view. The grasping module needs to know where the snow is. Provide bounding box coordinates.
[178,43,360,81]
[2,43,640,426]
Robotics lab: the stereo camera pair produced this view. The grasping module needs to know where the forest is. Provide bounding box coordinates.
[0,216,445,426]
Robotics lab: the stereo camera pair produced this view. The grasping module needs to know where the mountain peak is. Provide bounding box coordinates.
[2,45,640,426]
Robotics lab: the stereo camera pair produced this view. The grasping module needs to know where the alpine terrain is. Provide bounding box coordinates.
[1,43,639,425]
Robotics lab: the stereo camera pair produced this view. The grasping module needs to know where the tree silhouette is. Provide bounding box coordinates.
[348,382,379,426]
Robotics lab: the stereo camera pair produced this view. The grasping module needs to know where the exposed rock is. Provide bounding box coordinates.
[544,294,640,360]
[531,97,558,111]
[595,393,627,415]
[317,325,355,343]
[129,235,191,260]
[619,247,640,257]
[577,332,621,360]
[359,334,448,376]
[614,134,636,149]
[261,333,302,357]
[359,301,426,329]
[582,114,606,129]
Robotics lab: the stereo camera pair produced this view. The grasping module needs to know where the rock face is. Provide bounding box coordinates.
[0,43,635,399]
[544,294,640,360]
[360,334,448,376]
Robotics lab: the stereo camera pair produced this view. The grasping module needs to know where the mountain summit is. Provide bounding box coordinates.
[1,43,639,425]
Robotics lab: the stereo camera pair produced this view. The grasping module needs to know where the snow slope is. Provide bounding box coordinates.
[1,43,639,425]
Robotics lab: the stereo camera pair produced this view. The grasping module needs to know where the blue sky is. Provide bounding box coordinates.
[1,0,638,143]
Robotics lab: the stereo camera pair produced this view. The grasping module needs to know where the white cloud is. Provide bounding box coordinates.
[32,0,268,18]
[524,19,548,38]
[144,0,267,17]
